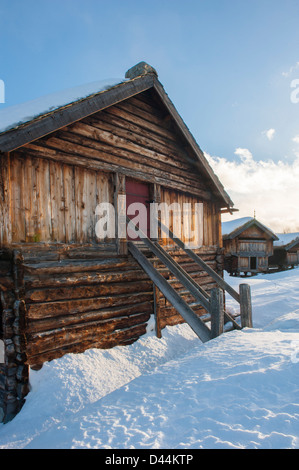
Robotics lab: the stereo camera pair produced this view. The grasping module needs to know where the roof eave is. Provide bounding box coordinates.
[285,238,299,251]
[0,72,234,208]
[223,219,279,240]
[0,74,155,154]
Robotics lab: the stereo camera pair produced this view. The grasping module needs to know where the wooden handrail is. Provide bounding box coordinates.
[157,219,241,304]
[126,216,241,330]
[128,242,212,343]
[126,216,210,311]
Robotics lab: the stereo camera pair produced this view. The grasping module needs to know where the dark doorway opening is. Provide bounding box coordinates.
[250,257,257,270]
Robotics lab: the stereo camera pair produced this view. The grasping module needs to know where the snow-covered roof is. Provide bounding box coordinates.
[222,216,278,241]
[222,217,253,236]
[0,78,125,134]
[274,233,299,247]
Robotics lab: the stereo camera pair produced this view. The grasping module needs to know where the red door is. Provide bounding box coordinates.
[126,179,151,240]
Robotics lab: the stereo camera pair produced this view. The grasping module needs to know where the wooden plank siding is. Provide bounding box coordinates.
[159,188,221,249]
[2,153,114,245]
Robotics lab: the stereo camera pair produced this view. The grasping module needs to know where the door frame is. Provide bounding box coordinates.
[114,173,161,254]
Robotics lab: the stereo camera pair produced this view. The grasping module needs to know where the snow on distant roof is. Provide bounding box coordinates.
[274,233,299,247]
[222,217,253,236]
[0,78,126,134]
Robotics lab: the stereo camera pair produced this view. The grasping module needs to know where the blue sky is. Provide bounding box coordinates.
[0,0,298,230]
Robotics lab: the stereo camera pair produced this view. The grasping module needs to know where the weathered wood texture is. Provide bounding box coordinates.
[5,92,215,231]
[0,255,29,423]
[127,242,212,343]
[1,154,114,246]
[0,91,223,248]
[159,187,221,248]
[0,243,220,369]
[223,225,275,275]
[16,248,152,366]
[146,246,220,330]
[210,288,224,338]
[239,284,253,328]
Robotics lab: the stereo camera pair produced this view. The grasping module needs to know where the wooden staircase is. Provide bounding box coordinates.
[127,217,253,343]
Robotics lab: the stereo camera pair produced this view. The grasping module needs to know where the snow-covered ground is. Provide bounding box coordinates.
[0,268,298,449]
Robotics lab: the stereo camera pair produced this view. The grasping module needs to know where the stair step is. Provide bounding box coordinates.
[128,241,212,343]
[126,216,244,341]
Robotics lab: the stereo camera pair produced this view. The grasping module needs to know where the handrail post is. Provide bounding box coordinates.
[210,287,224,338]
[152,261,162,339]
[239,284,253,328]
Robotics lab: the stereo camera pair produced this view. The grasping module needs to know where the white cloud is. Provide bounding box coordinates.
[292,135,299,144]
[282,61,299,78]
[205,150,299,233]
[234,147,254,163]
[262,128,276,141]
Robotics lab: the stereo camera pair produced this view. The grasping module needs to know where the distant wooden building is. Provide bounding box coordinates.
[222,217,278,276]
[269,234,299,270]
[0,62,240,422]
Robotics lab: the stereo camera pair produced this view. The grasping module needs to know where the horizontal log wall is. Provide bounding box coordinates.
[0,241,221,423]
[0,242,221,369]
[10,246,151,367]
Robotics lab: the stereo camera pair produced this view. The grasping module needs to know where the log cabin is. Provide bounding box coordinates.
[0,61,238,422]
[269,234,299,270]
[222,217,278,276]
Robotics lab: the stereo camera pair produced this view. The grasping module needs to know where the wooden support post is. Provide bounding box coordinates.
[153,284,162,339]
[150,183,161,242]
[114,173,127,255]
[239,283,253,328]
[152,260,162,338]
[210,287,224,338]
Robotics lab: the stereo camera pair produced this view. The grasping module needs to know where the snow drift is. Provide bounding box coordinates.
[0,269,298,449]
